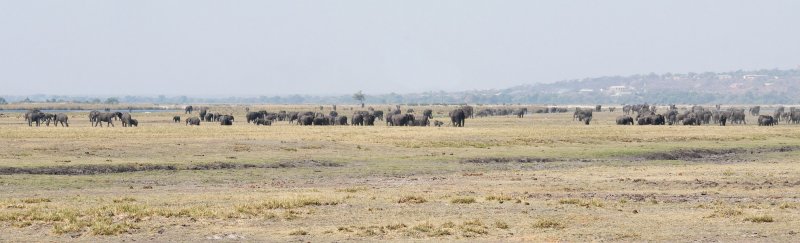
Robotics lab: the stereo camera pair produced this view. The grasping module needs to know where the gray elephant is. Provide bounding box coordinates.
[198,107,209,120]
[313,117,330,126]
[186,117,201,126]
[173,116,181,123]
[219,115,234,125]
[129,119,138,127]
[88,110,101,124]
[758,115,776,126]
[392,113,415,126]
[371,110,384,121]
[246,111,268,123]
[363,114,376,126]
[433,120,444,127]
[336,116,348,125]
[514,108,527,118]
[121,113,133,127]
[26,111,46,127]
[352,113,364,126]
[52,113,69,127]
[449,109,466,127]
[94,112,120,127]
[411,114,429,126]
[185,105,193,114]
[616,115,633,125]
[254,118,271,126]
[298,115,314,126]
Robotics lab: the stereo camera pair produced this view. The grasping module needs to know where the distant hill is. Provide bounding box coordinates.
[498,68,800,104]
[3,69,799,105]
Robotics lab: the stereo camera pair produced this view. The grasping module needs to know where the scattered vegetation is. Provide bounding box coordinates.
[397,196,427,204]
[532,218,565,229]
[450,197,476,204]
[745,215,774,223]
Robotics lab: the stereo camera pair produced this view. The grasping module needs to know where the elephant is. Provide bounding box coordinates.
[461,105,474,118]
[616,115,634,125]
[312,117,330,126]
[186,117,201,126]
[288,112,300,124]
[246,111,268,123]
[683,117,700,126]
[26,111,46,127]
[173,116,181,123]
[595,105,602,112]
[352,114,364,126]
[129,119,138,127]
[514,108,527,118]
[329,111,338,118]
[363,114,376,126]
[653,114,666,125]
[665,110,678,125]
[254,118,271,126]
[384,113,394,126]
[52,113,69,127]
[758,115,776,126]
[42,113,56,126]
[574,108,593,123]
[449,109,466,127]
[391,113,415,126]
[298,115,314,126]
[336,116,348,125]
[749,106,760,116]
[93,112,120,127]
[204,113,214,122]
[219,115,234,125]
[411,114,429,126]
[185,105,193,114]
[433,120,444,127]
[608,107,616,112]
[198,107,209,120]
[121,113,133,127]
[88,110,101,124]
[372,110,384,121]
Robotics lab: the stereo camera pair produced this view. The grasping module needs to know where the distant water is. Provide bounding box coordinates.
[0,109,180,113]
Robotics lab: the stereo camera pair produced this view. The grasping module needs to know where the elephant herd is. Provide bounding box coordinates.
[615,104,796,126]
[88,110,137,127]
[24,110,69,127]
[16,104,799,128]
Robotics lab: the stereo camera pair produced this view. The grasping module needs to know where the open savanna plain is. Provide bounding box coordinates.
[1,104,799,242]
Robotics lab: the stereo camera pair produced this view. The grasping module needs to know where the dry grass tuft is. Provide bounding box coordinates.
[485,194,512,202]
[745,215,774,223]
[21,198,51,204]
[532,218,565,229]
[450,197,476,204]
[289,229,308,236]
[397,196,427,204]
[559,198,603,208]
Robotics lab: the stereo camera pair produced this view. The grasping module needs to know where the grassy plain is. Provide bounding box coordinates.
[0,104,798,241]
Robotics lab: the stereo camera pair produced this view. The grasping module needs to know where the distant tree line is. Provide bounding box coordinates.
[2,69,799,105]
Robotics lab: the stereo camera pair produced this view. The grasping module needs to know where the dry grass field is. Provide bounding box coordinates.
[1,104,799,242]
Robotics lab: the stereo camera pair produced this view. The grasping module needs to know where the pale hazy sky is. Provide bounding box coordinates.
[1,1,799,95]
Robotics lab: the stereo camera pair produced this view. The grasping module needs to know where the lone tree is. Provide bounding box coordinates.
[353,90,365,108]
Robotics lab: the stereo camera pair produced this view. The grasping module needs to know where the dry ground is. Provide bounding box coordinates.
[0,104,798,242]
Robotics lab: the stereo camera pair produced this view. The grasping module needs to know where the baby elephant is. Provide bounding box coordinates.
[433,120,444,127]
[129,119,138,127]
[173,116,181,123]
[186,117,201,126]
